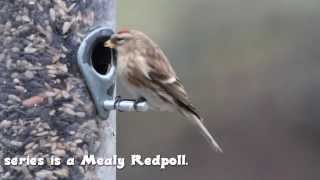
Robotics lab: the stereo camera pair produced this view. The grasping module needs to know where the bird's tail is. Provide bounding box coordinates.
[181,110,223,153]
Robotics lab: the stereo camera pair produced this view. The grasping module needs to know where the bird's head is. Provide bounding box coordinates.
[104,29,135,49]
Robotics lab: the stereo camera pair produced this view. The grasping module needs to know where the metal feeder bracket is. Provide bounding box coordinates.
[77,26,149,119]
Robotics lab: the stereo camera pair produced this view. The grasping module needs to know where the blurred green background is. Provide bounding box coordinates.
[117,0,320,179]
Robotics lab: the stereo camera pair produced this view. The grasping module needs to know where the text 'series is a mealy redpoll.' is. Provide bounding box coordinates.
[3,154,188,169]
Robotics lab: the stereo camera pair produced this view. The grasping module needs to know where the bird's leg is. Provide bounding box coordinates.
[133,97,146,111]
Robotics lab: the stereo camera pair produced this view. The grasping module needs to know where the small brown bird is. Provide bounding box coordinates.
[104,29,222,152]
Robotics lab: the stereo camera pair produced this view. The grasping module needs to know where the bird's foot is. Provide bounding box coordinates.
[114,96,135,112]
[133,97,146,111]
[114,96,122,111]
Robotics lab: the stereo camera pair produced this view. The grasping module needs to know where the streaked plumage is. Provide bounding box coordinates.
[104,29,223,152]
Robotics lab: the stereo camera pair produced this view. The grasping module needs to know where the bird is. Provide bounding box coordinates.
[104,29,223,153]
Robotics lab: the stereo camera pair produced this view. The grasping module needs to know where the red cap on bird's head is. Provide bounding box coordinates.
[117,28,130,34]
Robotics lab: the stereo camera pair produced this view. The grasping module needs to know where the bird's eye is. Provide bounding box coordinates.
[116,37,124,41]
[116,37,126,45]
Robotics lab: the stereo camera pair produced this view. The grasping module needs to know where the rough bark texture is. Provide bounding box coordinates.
[0,0,115,179]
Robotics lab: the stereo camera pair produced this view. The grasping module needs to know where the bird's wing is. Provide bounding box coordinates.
[144,46,201,119]
[139,42,222,152]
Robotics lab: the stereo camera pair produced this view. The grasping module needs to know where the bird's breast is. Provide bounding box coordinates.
[116,56,129,78]
[116,52,149,79]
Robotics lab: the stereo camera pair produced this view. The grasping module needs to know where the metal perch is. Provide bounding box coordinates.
[104,99,149,112]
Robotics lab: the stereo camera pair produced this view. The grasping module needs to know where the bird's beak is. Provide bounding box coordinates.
[104,40,116,49]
